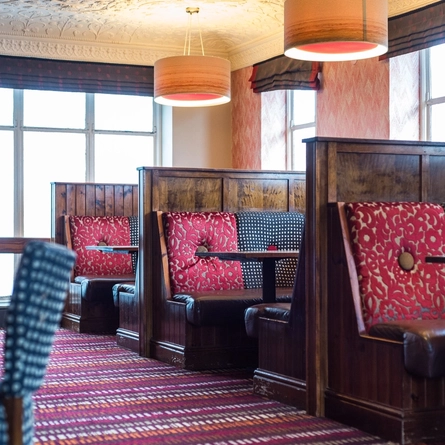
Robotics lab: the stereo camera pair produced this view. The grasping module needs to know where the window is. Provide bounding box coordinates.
[0,88,157,296]
[423,43,445,141]
[288,89,316,171]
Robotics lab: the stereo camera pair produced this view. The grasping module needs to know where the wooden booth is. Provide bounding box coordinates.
[137,167,306,371]
[51,182,138,343]
[305,137,445,444]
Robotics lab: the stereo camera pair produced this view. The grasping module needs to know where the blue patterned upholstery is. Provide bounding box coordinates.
[128,216,139,273]
[235,212,305,289]
[0,241,76,445]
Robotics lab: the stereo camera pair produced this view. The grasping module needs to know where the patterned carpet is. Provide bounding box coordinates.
[9,330,394,444]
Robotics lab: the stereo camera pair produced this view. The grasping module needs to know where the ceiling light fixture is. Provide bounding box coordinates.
[154,7,231,107]
[284,0,388,62]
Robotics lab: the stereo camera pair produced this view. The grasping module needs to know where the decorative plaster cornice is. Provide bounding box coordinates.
[0,33,283,72]
[0,37,176,66]
[0,0,439,70]
[229,32,284,71]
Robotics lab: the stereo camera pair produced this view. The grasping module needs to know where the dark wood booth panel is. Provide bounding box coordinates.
[137,167,306,370]
[244,232,307,409]
[51,182,139,342]
[305,137,445,444]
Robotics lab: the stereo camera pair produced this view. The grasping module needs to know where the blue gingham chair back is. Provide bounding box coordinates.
[0,241,76,445]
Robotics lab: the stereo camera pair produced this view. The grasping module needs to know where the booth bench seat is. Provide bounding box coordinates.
[326,201,445,444]
[369,319,445,379]
[152,210,304,370]
[63,215,138,334]
[174,288,293,327]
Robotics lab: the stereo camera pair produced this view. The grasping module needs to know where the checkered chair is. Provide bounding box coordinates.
[0,241,76,445]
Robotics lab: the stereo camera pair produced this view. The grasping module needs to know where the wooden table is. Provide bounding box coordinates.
[195,250,299,303]
[86,245,138,254]
[425,256,445,263]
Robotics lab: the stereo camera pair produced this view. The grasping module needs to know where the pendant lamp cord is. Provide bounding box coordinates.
[184,7,205,56]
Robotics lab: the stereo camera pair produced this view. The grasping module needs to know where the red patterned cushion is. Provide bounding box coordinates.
[163,212,244,294]
[68,216,133,277]
[345,202,445,332]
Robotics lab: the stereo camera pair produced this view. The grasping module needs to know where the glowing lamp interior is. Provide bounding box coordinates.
[300,41,378,54]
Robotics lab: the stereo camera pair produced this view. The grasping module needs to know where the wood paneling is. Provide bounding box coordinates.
[51,182,138,244]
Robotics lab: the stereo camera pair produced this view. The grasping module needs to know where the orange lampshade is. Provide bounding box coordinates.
[154,55,231,107]
[284,0,388,62]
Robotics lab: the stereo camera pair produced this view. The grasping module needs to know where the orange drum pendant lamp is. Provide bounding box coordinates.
[284,0,388,61]
[154,7,231,107]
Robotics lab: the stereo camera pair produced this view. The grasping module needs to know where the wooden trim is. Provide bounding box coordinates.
[156,211,172,300]
[3,396,23,445]
[336,203,366,335]
[0,237,51,254]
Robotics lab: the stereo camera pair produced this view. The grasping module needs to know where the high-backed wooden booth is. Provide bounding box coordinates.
[137,167,306,368]
[305,137,445,444]
[51,182,138,339]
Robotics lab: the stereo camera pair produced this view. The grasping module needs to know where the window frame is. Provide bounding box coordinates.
[287,89,316,171]
[421,43,445,141]
[0,88,158,237]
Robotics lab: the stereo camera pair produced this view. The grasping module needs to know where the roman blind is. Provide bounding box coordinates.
[249,55,320,93]
[0,56,154,96]
[380,0,445,60]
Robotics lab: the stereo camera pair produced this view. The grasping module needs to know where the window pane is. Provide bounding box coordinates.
[0,88,13,126]
[430,44,445,99]
[23,132,86,237]
[24,90,85,129]
[0,254,14,297]
[292,90,316,126]
[0,131,14,236]
[95,134,153,183]
[431,103,445,141]
[95,94,153,132]
[0,131,16,298]
[292,127,315,171]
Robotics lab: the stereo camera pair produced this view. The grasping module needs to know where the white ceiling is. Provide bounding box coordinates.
[0,0,438,71]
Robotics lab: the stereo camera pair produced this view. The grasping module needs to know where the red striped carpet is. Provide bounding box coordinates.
[6,330,393,444]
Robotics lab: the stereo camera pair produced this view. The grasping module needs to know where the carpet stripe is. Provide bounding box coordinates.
[1,330,392,444]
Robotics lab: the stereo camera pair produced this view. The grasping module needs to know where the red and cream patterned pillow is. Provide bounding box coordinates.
[345,202,445,332]
[163,212,244,295]
[68,215,133,277]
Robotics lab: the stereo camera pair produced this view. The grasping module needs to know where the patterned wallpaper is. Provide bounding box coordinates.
[232,69,287,170]
[232,53,420,169]
[317,57,390,139]
[231,67,261,170]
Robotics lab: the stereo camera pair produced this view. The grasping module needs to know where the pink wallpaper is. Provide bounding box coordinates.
[389,52,420,140]
[231,67,261,169]
[317,57,390,139]
[231,54,420,170]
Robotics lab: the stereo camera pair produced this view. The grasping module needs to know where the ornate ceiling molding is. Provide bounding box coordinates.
[0,0,439,71]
